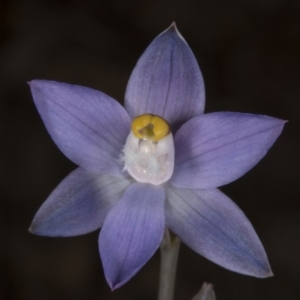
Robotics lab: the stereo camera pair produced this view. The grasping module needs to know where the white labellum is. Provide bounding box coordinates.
[122,131,175,185]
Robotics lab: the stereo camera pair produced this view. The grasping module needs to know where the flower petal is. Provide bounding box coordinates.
[29,168,131,236]
[125,24,205,130]
[30,80,131,176]
[171,112,285,189]
[165,185,272,278]
[99,183,165,290]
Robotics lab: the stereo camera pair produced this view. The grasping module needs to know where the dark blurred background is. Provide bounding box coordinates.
[0,0,299,299]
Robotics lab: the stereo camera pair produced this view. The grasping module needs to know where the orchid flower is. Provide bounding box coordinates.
[29,23,285,290]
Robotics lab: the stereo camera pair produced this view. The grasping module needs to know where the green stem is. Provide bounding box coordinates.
[158,229,181,300]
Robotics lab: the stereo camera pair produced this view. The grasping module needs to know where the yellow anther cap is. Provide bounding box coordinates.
[131,114,170,142]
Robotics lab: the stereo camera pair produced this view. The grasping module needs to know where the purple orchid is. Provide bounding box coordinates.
[29,24,285,290]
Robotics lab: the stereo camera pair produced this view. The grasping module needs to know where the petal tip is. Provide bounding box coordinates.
[28,79,48,93]
[164,22,187,44]
[28,79,42,87]
[28,80,37,89]
[251,260,273,278]
[110,282,121,291]
[107,279,115,291]
[28,224,34,234]
[105,276,128,291]
[28,220,41,235]
[260,267,274,278]
[167,21,178,32]
[28,222,46,236]
[165,21,177,31]
[267,270,274,278]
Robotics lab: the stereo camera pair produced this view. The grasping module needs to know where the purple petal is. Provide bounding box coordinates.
[30,80,131,176]
[125,24,205,130]
[99,183,165,290]
[165,185,272,278]
[29,168,131,236]
[171,112,285,189]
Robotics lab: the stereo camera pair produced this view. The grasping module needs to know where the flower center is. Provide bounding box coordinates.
[121,114,175,185]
